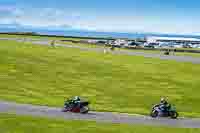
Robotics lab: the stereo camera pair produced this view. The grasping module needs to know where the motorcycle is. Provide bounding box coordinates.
[62,100,90,114]
[150,104,178,119]
[164,51,170,55]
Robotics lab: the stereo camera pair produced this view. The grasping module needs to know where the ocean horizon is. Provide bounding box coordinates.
[1,26,200,39]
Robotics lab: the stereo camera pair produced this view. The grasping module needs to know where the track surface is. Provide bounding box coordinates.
[1,37,200,64]
[0,101,200,128]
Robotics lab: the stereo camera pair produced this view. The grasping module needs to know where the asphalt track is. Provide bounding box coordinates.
[0,101,200,128]
[1,37,200,64]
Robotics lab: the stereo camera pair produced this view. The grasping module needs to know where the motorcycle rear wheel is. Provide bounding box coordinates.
[170,111,178,119]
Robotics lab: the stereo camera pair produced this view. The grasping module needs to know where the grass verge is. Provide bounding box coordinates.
[0,113,200,133]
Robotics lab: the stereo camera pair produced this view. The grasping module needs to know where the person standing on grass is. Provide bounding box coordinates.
[110,45,115,51]
[51,40,55,47]
[173,48,176,55]
[103,45,107,54]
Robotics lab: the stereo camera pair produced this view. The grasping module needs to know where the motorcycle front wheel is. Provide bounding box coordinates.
[150,110,159,118]
[80,106,89,114]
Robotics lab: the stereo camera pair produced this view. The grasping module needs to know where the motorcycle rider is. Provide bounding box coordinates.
[72,96,81,105]
[64,96,81,109]
[159,97,171,113]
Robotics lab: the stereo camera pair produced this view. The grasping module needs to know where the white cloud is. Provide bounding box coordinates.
[0,7,81,28]
[0,6,200,35]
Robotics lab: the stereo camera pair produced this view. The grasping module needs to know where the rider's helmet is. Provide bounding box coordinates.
[73,96,80,101]
[160,97,168,104]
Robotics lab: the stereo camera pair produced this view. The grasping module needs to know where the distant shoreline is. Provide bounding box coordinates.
[0,32,116,40]
[1,27,200,40]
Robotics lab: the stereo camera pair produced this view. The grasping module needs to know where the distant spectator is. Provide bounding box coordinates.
[103,46,107,54]
[172,49,176,55]
[51,40,55,47]
[110,45,115,51]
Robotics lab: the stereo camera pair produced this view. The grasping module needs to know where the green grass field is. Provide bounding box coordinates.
[0,34,85,41]
[0,40,200,117]
[175,52,200,57]
[0,113,199,133]
[175,47,200,51]
[58,40,107,48]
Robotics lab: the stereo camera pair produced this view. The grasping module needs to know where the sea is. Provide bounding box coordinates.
[1,26,200,39]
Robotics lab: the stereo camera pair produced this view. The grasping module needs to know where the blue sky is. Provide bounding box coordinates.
[0,0,200,34]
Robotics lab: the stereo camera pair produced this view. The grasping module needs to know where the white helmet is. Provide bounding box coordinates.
[161,97,166,103]
[74,96,80,101]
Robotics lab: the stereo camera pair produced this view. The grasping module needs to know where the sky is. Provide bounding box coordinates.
[0,0,200,34]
